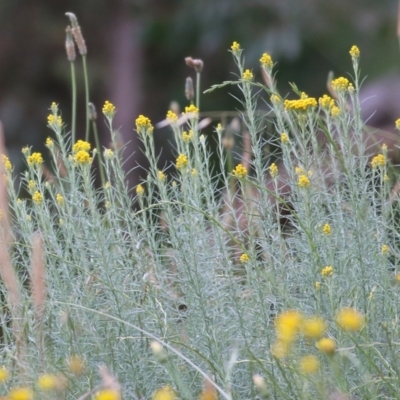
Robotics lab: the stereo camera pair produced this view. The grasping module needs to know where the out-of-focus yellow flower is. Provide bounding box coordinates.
[349,45,360,58]
[316,337,336,355]
[152,384,177,400]
[302,316,326,339]
[299,355,320,374]
[336,307,365,332]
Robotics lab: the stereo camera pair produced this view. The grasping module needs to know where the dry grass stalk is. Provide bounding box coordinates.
[98,364,121,393]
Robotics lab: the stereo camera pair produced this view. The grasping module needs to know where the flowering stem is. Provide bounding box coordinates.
[82,55,90,141]
[70,60,77,147]
[196,71,201,110]
[91,120,106,187]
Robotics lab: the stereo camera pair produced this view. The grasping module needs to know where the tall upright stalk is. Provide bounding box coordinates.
[82,55,90,141]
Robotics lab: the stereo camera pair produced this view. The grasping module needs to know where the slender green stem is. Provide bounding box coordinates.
[196,71,201,110]
[91,120,106,187]
[82,55,90,141]
[70,61,77,147]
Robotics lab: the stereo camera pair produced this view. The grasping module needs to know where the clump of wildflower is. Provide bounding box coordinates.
[371,153,386,169]
[45,137,54,148]
[302,316,326,339]
[396,118,400,130]
[297,174,310,188]
[0,366,9,383]
[37,374,61,391]
[1,155,12,172]
[74,150,92,165]
[232,164,247,179]
[349,45,360,58]
[67,355,85,375]
[27,152,43,166]
[47,114,63,128]
[136,115,154,134]
[176,154,189,170]
[319,94,334,109]
[9,387,33,400]
[336,307,365,332]
[104,149,114,160]
[231,41,240,54]
[284,92,317,112]
[321,266,333,277]
[281,132,289,144]
[316,338,336,355]
[56,194,64,206]
[331,106,341,117]
[158,170,166,181]
[32,191,43,205]
[242,69,253,81]
[260,52,273,68]
[184,104,199,115]
[102,101,116,118]
[322,223,331,235]
[136,184,144,196]
[73,140,91,153]
[275,310,303,345]
[166,110,178,123]
[182,130,193,142]
[331,77,353,92]
[299,355,319,374]
[240,253,249,264]
[382,244,389,255]
[269,163,278,178]
[152,385,177,400]
[94,389,121,400]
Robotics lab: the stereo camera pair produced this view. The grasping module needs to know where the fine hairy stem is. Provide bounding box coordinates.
[82,54,90,141]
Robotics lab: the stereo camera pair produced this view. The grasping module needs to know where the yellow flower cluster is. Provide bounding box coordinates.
[299,354,319,375]
[166,110,178,122]
[9,387,33,400]
[331,106,341,117]
[28,180,36,192]
[0,366,9,382]
[280,132,289,144]
[302,316,326,338]
[27,152,43,166]
[136,184,144,196]
[102,100,116,117]
[104,149,114,160]
[322,223,331,235]
[73,140,91,153]
[47,114,63,128]
[297,174,310,188]
[371,153,386,169]
[349,45,360,58]
[231,41,240,52]
[232,163,247,179]
[32,191,43,204]
[56,194,64,206]
[184,104,199,115]
[269,163,278,178]
[152,384,177,400]
[37,374,63,391]
[270,94,281,104]
[284,93,317,112]
[318,94,335,109]
[158,170,166,181]
[321,265,333,277]
[176,154,189,170]
[336,307,364,331]
[45,137,54,148]
[182,130,194,142]
[136,115,154,133]
[1,154,12,171]
[67,355,85,375]
[94,389,121,400]
[240,253,249,264]
[331,77,353,92]
[260,53,273,68]
[242,69,253,81]
[396,118,400,130]
[381,244,389,255]
[74,150,92,165]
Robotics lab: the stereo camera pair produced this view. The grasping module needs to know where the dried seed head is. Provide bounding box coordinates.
[65,12,87,55]
[65,26,76,62]
[88,102,97,121]
[185,77,194,101]
[185,57,204,72]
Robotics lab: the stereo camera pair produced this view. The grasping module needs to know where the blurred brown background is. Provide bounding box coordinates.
[0,0,398,187]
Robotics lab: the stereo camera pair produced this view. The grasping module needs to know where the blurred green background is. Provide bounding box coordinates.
[0,0,398,186]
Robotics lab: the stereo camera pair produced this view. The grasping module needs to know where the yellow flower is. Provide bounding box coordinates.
[136,115,154,134]
[269,163,278,178]
[67,354,85,375]
[73,140,91,153]
[280,132,289,144]
[316,337,336,355]
[94,389,121,400]
[240,253,249,264]
[231,41,240,53]
[56,194,64,206]
[45,137,54,148]
[0,367,9,383]
[322,223,331,235]
[102,100,116,118]
[275,310,303,344]
[330,106,341,117]
[299,355,320,374]
[184,105,199,115]
[371,154,386,169]
[27,152,43,166]
[182,130,194,142]
[37,374,59,391]
[336,307,365,332]
[349,45,360,58]
[302,316,326,339]
[136,184,144,196]
[260,53,273,68]
[270,94,281,104]
[395,118,400,130]
[331,77,353,92]
[74,150,92,165]
[1,155,12,172]
[152,384,177,400]
[104,149,114,160]
[47,114,63,128]
[271,340,290,358]
[176,154,189,170]
[284,93,317,112]
[242,69,253,81]
[32,191,43,205]
[232,164,247,179]
[381,244,389,255]
[297,174,310,188]
[9,387,33,400]
[166,110,178,123]
[315,281,321,290]
[321,266,333,277]
[27,180,35,192]
[318,94,334,110]
[191,168,197,177]
[158,170,166,181]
